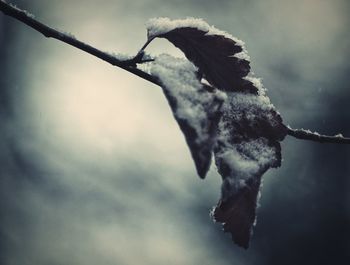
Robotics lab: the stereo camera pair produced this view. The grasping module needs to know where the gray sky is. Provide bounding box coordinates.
[1,0,349,264]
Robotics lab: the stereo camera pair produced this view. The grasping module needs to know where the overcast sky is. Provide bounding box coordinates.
[1,0,349,264]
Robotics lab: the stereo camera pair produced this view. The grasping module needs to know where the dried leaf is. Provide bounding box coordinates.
[212,78,287,247]
[212,175,262,249]
[149,26,257,93]
[150,54,225,178]
[146,18,288,248]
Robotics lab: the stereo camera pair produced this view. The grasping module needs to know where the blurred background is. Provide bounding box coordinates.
[0,0,349,264]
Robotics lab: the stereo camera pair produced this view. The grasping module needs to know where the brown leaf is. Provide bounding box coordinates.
[212,175,263,249]
[213,138,281,248]
[211,84,287,247]
[151,27,257,94]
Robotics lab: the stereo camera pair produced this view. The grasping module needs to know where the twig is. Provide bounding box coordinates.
[287,126,350,144]
[0,0,161,86]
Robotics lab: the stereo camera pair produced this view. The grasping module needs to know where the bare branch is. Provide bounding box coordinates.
[287,126,350,144]
[0,0,161,86]
[1,1,350,146]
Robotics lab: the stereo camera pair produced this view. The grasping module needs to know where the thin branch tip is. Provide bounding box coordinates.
[286,126,350,144]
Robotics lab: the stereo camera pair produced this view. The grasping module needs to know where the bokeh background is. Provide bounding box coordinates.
[1,0,349,264]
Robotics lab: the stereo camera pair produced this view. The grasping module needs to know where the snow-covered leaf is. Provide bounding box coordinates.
[145,18,288,248]
[146,18,256,93]
[150,54,226,178]
[212,77,287,248]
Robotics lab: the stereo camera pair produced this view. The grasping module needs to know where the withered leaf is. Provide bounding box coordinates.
[212,175,263,249]
[150,27,257,94]
[212,84,287,248]
[150,54,225,178]
[146,18,288,248]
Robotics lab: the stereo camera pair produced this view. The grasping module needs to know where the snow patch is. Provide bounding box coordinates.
[110,52,134,61]
[214,75,281,200]
[216,138,277,200]
[216,76,276,139]
[9,2,35,18]
[150,54,225,144]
